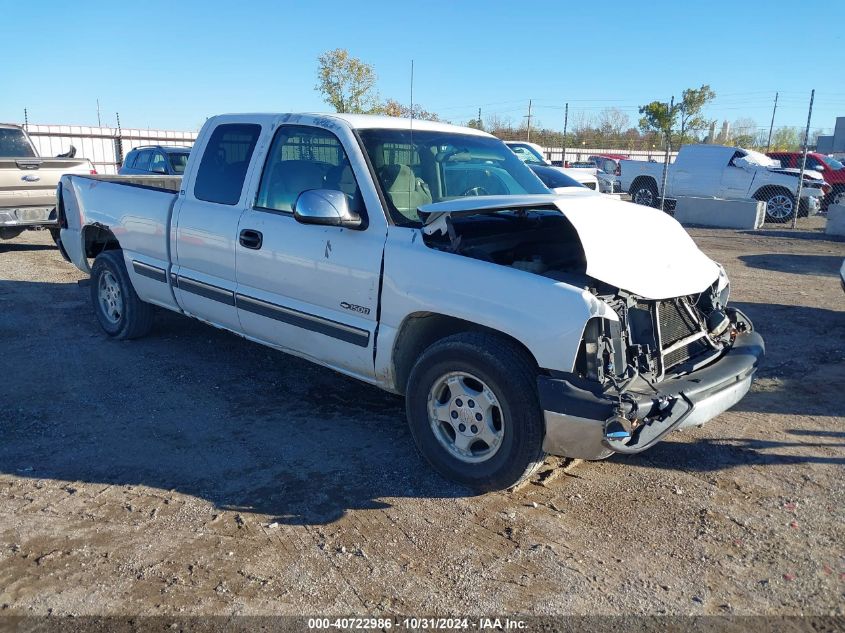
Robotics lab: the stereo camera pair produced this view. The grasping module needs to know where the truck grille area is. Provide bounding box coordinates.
[658,299,700,347]
[655,298,708,371]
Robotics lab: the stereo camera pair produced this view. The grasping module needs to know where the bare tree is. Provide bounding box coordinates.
[597,108,629,139]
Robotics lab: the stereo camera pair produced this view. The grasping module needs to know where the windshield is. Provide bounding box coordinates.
[821,155,844,171]
[358,129,548,225]
[506,143,547,165]
[168,152,190,174]
[0,128,36,158]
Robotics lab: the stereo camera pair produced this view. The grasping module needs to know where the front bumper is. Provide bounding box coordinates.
[798,195,821,216]
[0,206,56,228]
[539,329,765,460]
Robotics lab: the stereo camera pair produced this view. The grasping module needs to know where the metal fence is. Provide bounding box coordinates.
[24,123,198,175]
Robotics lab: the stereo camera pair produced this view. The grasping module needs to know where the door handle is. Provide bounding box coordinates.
[239,229,263,250]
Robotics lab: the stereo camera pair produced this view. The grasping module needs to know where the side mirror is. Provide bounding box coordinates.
[293,189,362,229]
[733,157,751,168]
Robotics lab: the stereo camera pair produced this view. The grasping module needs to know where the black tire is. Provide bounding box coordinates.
[405,332,545,492]
[48,228,61,244]
[90,249,153,339]
[754,187,796,224]
[630,179,659,208]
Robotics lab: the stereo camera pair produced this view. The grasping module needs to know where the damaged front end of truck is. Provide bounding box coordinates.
[419,194,765,460]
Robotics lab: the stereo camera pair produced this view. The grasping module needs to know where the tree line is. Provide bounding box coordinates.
[316,50,815,152]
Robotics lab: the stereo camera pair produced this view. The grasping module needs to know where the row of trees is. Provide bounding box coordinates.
[316,50,815,152]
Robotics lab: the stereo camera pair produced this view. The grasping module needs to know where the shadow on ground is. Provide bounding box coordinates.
[0,279,466,526]
[738,253,842,277]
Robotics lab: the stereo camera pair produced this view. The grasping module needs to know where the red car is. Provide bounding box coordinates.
[768,151,844,208]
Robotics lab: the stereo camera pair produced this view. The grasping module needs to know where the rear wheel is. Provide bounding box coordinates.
[405,332,545,492]
[90,250,153,339]
[630,179,659,207]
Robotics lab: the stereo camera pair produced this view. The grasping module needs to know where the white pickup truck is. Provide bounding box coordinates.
[58,113,764,491]
[619,144,826,223]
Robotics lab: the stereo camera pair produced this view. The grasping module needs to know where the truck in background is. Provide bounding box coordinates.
[0,123,94,241]
[619,144,826,223]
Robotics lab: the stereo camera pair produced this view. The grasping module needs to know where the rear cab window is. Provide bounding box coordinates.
[0,128,36,158]
[194,124,262,205]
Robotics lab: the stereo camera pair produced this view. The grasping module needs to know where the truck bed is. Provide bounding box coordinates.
[59,174,181,282]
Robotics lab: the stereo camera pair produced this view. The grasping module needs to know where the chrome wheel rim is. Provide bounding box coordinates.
[833,192,845,206]
[766,194,794,220]
[427,371,504,464]
[633,187,654,206]
[98,270,123,324]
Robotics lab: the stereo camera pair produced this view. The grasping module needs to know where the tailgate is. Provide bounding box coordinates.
[0,158,90,208]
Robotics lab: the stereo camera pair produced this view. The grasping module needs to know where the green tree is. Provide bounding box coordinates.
[315,49,379,113]
[677,84,716,141]
[770,127,802,151]
[638,100,674,145]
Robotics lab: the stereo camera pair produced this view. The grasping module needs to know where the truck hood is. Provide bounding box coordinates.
[419,195,720,300]
[767,167,825,180]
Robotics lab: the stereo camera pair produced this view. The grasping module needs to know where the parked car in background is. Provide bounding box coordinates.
[57,112,763,491]
[620,145,826,223]
[0,123,94,241]
[504,141,600,191]
[767,151,843,208]
[529,164,599,196]
[588,154,627,193]
[119,145,191,176]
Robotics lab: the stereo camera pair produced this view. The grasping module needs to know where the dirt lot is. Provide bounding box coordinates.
[0,221,843,617]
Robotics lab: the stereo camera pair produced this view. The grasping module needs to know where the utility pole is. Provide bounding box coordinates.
[96,99,102,127]
[562,102,569,167]
[115,112,124,167]
[478,107,482,129]
[525,99,533,142]
[766,91,779,152]
[659,95,674,213]
[23,108,28,131]
[792,89,814,229]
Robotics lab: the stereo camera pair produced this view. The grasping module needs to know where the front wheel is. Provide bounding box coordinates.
[405,332,545,492]
[756,188,795,223]
[90,250,154,339]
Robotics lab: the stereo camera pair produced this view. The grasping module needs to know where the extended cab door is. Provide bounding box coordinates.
[234,121,386,380]
[171,121,264,332]
[720,149,757,199]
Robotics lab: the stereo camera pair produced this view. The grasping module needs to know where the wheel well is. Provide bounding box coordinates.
[391,312,539,395]
[629,176,657,193]
[82,224,120,258]
[753,185,792,201]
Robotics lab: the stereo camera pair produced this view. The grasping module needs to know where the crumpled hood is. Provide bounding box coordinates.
[419,194,720,300]
[768,167,825,180]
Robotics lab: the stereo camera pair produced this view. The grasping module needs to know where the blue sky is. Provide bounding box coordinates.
[4,0,844,135]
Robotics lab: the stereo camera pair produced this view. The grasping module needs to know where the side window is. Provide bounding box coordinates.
[133,150,152,171]
[256,125,363,215]
[805,156,822,170]
[194,124,261,205]
[150,152,168,174]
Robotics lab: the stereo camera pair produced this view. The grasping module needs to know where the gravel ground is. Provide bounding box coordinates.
[0,220,843,617]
